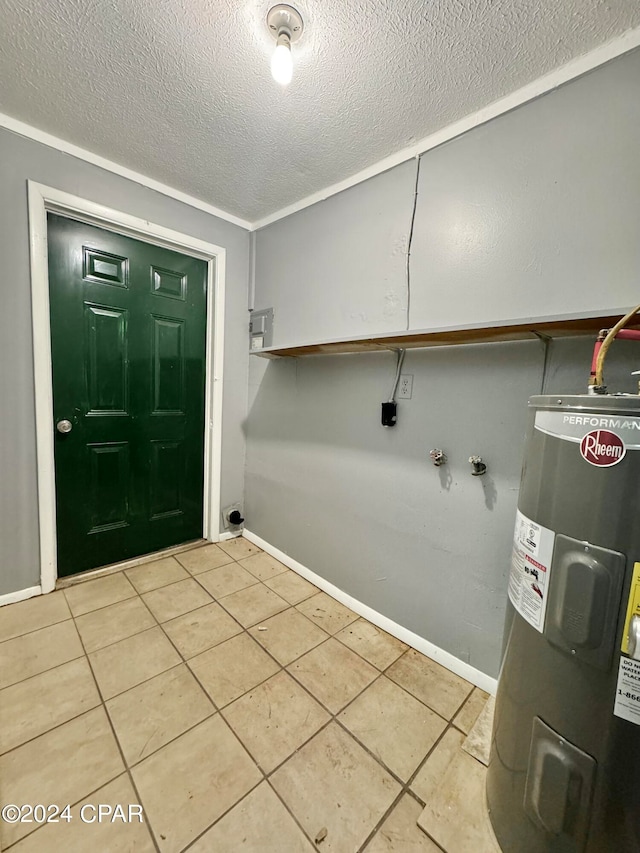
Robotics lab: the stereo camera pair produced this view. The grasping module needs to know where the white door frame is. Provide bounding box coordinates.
[28,181,226,594]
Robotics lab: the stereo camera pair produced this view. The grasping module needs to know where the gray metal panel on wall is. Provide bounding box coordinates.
[0,127,249,596]
[254,160,417,348]
[409,48,640,330]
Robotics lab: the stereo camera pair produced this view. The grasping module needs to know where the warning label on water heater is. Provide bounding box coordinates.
[508,510,556,633]
[614,657,640,726]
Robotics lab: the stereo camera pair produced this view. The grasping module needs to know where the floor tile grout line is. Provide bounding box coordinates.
[184,558,263,598]
[125,529,310,850]
[407,719,470,800]
[0,768,148,852]
[159,639,326,853]
[191,573,291,631]
[83,592,281,783]
[256,637,477,850]
[213,582,291,619]
[2,541,479,852]
[114,575,296,776]
[57,540,208,589]
[0,646,88,701]
[0,693,104,760]
[332,712,415,790]
[0,606,161,851]
[140,587,218,625]
[177,776,268,852]
[255,700,447,853]
[247,625,332,668]
[127,568,196,596]
[1,571,211,729]
[4,578,466,761]
[281,635,451,729]
[166,621,246,661]
[66,603,164,853]
[61,544,248,618]
[102,658,192,703]
[214,714,339,851]
[0,548,260,766]
[450,688,488,739]
[77,595,160,655]
[205,577,262,598]
[222,699,333,777]
[248,673,456,799]
[250,656,437,791]
[106,587,225,714]
[148,574,376,795]
[353,717,475,853]
[124,704,218,769]
[356,787,444,853]
[185,580,463,785]
[64,589,139,620]
[100,586,226,748]
[128,554,289,721]
[331,633,408,672]
[0,612,73,645]
[264,779,323,852]
[336,663,452,726]
[83,625,185,699]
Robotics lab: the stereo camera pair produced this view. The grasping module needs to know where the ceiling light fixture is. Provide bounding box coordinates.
[267,4,304,86]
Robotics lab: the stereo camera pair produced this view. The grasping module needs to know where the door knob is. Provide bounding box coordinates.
[56,419,73,434]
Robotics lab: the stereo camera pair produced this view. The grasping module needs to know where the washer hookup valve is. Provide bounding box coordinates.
[429,449,447,466]
[469,455,487,476]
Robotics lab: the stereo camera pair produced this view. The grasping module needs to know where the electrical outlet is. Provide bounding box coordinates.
[398,374,413,399]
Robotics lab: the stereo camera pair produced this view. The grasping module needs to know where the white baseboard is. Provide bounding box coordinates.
[243,529,497,695]
[218,530,241,541]
[0,585,42,608]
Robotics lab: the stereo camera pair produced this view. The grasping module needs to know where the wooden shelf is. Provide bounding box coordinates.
[251,311,637,358]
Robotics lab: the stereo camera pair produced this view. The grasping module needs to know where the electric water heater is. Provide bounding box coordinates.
[487,393,640,852]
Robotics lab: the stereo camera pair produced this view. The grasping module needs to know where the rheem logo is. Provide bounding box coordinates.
[580,429,626,467]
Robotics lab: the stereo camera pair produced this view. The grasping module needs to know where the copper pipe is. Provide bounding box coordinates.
[595,305,640,389]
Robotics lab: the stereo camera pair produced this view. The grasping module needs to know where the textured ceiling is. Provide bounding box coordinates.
[1,0,639,222]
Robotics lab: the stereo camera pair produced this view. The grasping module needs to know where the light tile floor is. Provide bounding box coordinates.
[0,539,500,852]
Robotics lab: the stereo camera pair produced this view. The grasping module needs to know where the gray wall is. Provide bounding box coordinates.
[248,49,640,678]
[247,343,543,675]
[246,338,640,679]
[0,127,250,596]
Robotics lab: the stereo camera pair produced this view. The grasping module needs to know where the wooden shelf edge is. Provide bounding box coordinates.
[251,313,639,358]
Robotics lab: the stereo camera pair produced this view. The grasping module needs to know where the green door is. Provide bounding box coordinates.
[48,214,208,577]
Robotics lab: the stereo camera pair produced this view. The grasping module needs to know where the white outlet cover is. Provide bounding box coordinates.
[398,374,413,399]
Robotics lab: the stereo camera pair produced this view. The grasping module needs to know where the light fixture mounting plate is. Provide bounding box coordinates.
[267,4,304,42]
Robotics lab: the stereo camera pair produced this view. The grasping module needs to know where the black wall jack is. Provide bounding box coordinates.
[381,402,397,427]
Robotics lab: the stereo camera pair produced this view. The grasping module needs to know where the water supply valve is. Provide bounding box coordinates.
[429,449,447,466]
[469,455,487,476]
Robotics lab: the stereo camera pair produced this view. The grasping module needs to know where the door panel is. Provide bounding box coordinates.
[151,316,185,413]
[85,304,129,414]
[48,213,208,576]
[88,443,130,533]
[149,440,183,520]
[152,265,186,300]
